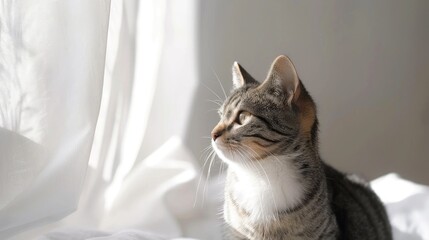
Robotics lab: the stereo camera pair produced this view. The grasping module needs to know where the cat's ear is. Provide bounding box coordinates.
[260,55,301,105]
[232,62,258,89]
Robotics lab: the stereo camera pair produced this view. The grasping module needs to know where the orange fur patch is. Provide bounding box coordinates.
[294,84,316,139]
[243,141,272,160]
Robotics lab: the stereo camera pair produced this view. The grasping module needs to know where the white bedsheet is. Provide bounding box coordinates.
[10,138,429,240]
[372,174,429,239]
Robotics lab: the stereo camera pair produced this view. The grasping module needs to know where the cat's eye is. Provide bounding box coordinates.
[236,111,250,125]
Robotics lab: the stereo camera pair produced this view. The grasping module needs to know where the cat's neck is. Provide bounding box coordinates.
[225,151,324,224]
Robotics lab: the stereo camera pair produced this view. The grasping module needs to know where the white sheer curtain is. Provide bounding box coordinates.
[0,0,221,239]
[0,0,110,237]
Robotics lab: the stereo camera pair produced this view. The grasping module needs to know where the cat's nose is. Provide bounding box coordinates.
[211,128,224,141]
[211,131,221,141]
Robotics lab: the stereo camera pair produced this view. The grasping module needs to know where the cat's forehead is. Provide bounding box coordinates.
[224,87,254,108]
[223,86,281,113]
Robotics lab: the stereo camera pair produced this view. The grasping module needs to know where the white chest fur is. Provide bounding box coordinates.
[226,156,305,224]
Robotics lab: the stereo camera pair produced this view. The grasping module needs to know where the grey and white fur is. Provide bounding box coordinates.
[211,55,392,240]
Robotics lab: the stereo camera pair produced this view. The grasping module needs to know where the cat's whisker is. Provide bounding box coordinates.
[205,99,223,107]
[211,67,227,100]
[194,146,215,208]
[218,157,224,177]
[219,159,226,176]
[236,148,267,221]
[207,108,221,113]
[240,145,280,221]
[261,147,283,167]
[202,150,217,207]
[202,83,223,102]
[237,148,267,220]
[199,145,214,161]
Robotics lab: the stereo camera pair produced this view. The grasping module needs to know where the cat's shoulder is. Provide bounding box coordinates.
[322,162,376,202]
[323,162,369,187]
[322,162,392,240]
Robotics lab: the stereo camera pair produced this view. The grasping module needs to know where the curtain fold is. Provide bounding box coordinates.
[1,0,205,239]
[0,0,111,238]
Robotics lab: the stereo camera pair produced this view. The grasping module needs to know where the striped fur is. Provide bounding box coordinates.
[211,56,392,240]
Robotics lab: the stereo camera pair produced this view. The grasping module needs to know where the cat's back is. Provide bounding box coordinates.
[323,163,392,240]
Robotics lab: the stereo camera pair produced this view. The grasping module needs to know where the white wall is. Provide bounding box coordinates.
[186,0,429,184]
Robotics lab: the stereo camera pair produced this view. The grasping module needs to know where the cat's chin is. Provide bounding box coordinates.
[212,140,248,165]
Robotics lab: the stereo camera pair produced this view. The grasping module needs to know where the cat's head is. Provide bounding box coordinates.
[211,55,318,165]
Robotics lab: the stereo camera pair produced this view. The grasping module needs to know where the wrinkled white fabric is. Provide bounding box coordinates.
[0,0,110,238]
[32,170,429,240]
[40,229,197,240]
[372,174,429,240]
[11,138,223,240]
[16,162,429,240]
[1,0,200,239]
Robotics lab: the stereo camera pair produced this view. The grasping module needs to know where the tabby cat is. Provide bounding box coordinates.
[211,55,392,240]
